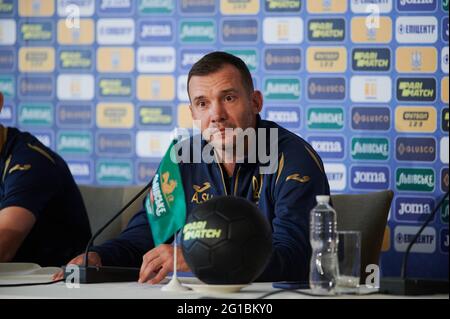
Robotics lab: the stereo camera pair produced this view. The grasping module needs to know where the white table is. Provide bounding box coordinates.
[0,280,447,299]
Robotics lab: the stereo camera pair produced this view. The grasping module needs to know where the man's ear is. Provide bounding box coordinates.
[251,90,263,114]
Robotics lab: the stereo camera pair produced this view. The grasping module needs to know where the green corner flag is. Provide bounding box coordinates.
[145,140,186,246]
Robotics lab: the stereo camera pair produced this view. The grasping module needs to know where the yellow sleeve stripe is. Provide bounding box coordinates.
[275,152,285,185]
[2,155,11,182]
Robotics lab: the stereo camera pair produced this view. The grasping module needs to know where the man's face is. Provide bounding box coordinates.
[188,64,262,150]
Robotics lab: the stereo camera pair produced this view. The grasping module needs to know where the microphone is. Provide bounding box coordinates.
[380,191,449,295]
[63,180,152,284]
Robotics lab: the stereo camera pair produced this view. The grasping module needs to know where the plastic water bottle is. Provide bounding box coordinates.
[309,195,338,294]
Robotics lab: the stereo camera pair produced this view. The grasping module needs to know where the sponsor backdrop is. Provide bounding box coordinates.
[0,0,448,279]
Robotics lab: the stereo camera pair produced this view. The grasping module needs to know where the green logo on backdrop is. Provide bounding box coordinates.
[264,78,301,101]
[0,76,14,98]
[351,137,389,160]
[19,103,53,126]
[96,161,133,184]
[396,168,435,192]
[226,49,258,71]
[139,0,174,14]
[57,131,92,155]
[180,21,216,43]
[442,200,449,224]
[444,0,449,11]
[307,107,344,130]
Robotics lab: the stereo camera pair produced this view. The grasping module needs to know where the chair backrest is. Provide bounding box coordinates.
[331,190,393,283]
[78,185,146,245]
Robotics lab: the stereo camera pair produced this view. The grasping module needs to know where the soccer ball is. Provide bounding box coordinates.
[181,196,272,284]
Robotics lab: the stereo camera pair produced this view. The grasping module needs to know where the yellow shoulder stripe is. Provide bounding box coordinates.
[2,155,11,182]
[304,145,324,173]
[27,143,55,164]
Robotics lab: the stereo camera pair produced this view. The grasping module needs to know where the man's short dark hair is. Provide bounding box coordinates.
[187,51,254,98]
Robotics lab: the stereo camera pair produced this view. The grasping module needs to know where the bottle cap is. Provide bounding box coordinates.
[316,195,330,204]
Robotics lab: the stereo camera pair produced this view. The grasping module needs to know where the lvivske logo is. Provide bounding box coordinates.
[220,0,260,15]
[396,78,436,102]
[396,16,438,43]
[307,18,345,42]
[351,166,390,190]
[265,0,301,12]
[19,47,55,73]
[307,47,347,73]
[395,197,435,223]
[264,48,301,72]
[351,137,389,161]
[57,131,92,155]
[352,107,390,131]
[307,107,344,130]
[394,226,436,253]
[395,106,437,133]
[96,103,134,129]
[137,162,158,184]
[222,19,258,43]
[264,106,300,129]
[396,168,435,192]
[19,103,53,126]
[396,47,437,73]
[264,78,301,101]
[396,137,436,162]
[96,160,133,185]
[307,77,346,101]
[308,136,345,159]
[180,20,215,43]
[352,48,391,72]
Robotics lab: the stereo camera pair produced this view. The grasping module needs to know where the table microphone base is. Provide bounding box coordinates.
[63,265,140,284]
[380,277,449,295]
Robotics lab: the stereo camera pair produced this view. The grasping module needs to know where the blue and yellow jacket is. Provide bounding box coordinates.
[93,116,330,282]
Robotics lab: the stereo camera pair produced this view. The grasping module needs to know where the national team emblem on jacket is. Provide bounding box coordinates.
[191,182,213,204]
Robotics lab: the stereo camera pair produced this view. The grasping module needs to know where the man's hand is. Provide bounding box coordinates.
[138,244,190,284]
[52,252,102,281]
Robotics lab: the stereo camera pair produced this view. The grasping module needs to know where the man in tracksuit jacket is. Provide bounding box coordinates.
[59,52,330,284]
